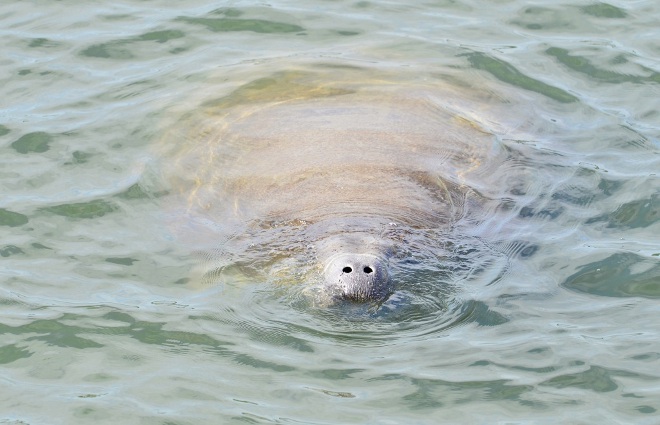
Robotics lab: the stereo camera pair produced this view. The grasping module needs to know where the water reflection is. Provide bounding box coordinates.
[563,252,660,298]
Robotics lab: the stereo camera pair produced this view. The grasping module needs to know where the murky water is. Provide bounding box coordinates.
[1,1,659,424]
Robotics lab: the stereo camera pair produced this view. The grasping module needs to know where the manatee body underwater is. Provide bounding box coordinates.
[160,69,498,306]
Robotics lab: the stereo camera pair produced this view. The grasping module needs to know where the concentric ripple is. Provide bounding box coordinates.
[183,230,511,348]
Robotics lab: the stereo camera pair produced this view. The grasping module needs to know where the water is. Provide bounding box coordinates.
[1,1,659,424]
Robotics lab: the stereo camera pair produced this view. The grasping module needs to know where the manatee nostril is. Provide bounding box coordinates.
[363,266,373,274]
[342,266,352,273]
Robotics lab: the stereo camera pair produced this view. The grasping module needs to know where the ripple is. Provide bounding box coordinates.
[186,233,511,348]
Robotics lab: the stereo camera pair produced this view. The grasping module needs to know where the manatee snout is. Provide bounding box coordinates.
[324,253,391,302]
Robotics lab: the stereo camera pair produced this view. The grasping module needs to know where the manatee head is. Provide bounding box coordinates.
[323,253,391,302]
[314,230,394,302]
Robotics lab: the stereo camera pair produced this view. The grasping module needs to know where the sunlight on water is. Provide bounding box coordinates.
[1,0,659,424]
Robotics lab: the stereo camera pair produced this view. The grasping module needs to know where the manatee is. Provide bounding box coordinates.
[160,66,495,304]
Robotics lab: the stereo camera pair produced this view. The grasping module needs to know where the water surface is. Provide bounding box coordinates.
[1,1,659,424]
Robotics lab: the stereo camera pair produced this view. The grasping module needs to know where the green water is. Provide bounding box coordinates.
[1,1,659,424]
